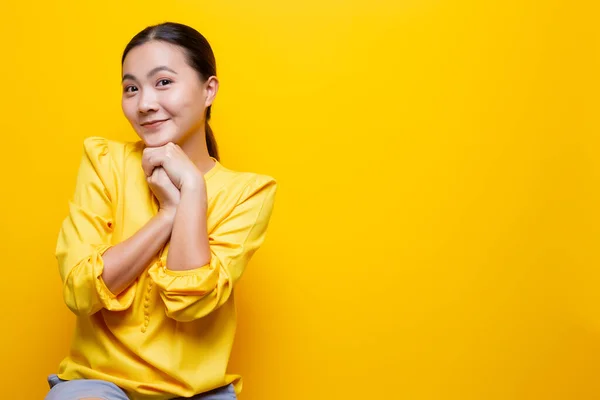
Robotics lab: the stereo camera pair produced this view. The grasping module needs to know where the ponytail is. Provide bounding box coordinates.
[205,105,219,161]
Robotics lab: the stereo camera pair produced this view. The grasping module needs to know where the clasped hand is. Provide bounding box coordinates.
[142,142,205,215]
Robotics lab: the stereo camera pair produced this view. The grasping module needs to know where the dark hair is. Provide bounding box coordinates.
[122,22,219,160]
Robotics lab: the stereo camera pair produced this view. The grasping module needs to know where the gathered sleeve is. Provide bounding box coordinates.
[148,176,277,322]
[55,137,136,316]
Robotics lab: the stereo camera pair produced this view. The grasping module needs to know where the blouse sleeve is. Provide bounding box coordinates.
[55,137,136,316]
[148,176,277,322]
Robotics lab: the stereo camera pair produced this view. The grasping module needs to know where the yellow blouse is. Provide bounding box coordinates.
[54,137,277,399]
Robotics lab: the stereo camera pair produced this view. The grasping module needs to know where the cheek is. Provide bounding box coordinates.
[161,87,204,119]
[159,88,185,116]
[122,98,137,123]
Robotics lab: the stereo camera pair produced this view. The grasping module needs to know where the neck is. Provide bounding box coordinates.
[179,128,216,175]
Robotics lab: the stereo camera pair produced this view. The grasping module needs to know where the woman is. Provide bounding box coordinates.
[45,22,277,400]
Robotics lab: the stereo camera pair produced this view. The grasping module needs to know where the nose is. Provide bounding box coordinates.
[137,89,158,114]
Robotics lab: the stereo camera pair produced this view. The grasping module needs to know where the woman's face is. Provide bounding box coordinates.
[121,40,215,148]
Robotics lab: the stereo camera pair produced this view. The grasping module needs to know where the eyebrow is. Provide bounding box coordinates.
[122,66,178,82]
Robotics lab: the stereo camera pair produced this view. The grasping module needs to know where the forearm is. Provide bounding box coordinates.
[167,185,210,271]
[102,210,174,294]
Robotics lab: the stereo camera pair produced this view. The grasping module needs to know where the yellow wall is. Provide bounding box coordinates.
[1,0,599,399]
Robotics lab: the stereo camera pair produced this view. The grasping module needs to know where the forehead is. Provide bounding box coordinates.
[122,41,188,73]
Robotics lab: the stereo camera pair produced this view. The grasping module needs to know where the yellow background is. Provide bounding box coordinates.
[1,0,599,399]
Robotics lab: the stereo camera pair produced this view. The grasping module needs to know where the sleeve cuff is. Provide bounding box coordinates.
[148,258,219,295]
[93,245,136,311]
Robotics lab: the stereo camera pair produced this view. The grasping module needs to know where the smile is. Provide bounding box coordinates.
[141,119,169,128]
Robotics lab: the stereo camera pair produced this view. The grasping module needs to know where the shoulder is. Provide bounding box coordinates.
[214,162,277,197]
[82,136,142,155]
[208,163,277,216]
[81,136,143,169]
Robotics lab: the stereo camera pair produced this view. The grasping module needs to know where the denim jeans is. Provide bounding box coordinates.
[45,374,236,400]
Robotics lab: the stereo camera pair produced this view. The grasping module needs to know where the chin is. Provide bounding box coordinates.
[139,131,179,148]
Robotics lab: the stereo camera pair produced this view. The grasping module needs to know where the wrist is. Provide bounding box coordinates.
[156,207,177,223]
[181,178,207,199]
[181,172,205,192]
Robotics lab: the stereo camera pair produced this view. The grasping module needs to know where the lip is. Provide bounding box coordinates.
[140,119,169,128]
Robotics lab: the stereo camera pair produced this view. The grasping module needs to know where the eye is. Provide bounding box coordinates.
[124,85,138,93]
[157,79,172,87]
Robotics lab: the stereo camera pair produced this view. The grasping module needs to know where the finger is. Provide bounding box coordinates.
[143,153,167,177]
[142,146,160,161]
[153,167,166,180]
[142,157,155,177]
[142,159,152,177]
[167,142,185,158]
[155,168,176,187]
[145,145,183,183]
[147,167,157,182]
[142,148,156,176]
[142,146,165,160]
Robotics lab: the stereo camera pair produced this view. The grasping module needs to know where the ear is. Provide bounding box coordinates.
[204,76,219,108]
